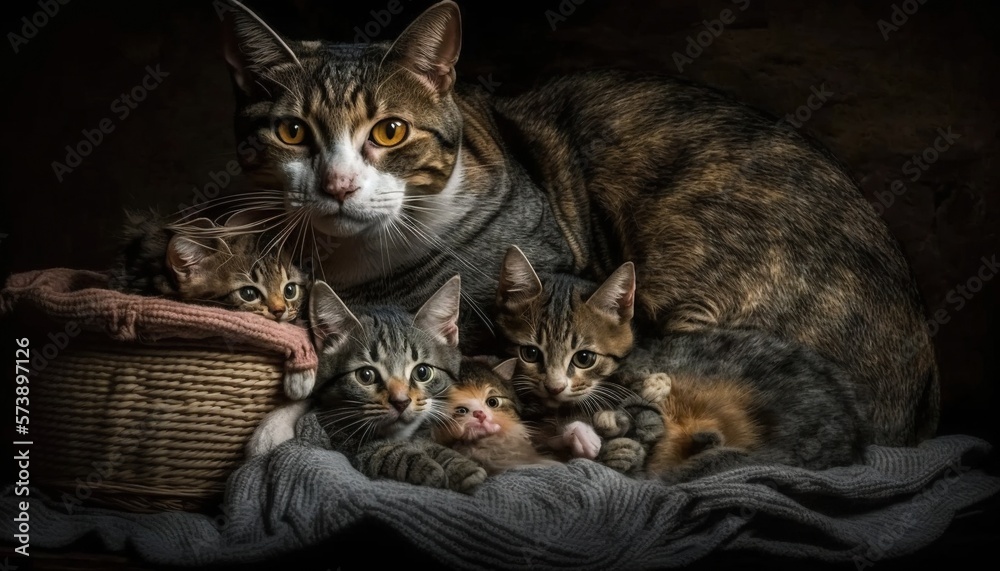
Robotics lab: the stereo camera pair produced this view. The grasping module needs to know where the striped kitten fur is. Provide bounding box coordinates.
[221,0,937,446]
[109,210,309,322]
[433,358,559,475]
[496,246,871,481]
[309,276,487,493]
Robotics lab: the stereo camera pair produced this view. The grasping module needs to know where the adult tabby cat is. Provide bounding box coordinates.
[220,0,937,446]
[495,246,871,481]
[305,275,487,493]
[109,210,309,322]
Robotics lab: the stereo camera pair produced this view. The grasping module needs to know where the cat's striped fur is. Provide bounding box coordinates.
[309,276,486,493]
[221,1,938,446]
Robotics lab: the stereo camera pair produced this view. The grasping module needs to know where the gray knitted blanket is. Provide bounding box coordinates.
[4,413,998,569]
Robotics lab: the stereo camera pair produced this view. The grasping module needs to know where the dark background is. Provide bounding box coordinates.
[1,0,997,567]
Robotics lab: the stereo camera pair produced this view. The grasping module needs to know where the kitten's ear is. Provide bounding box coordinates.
[166,235,218,282]
[586,262,636,324]
[492,358,518,382]
[308,281,363,354]
[387,0,461,95]
[220,0,302,95]
[497,246,543,307]
[414,275,461,347]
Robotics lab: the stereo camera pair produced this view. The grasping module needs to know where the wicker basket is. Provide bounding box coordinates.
[2,268,315,514]
[31,336,287,513]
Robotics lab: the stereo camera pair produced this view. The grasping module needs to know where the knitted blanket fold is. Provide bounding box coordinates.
[0,268,317,375]
[3,414,997,570]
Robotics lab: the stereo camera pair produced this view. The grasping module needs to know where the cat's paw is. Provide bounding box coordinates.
[246,401,310,457]
[593,410,632,438]
[640,373,672,403]
[284,368,316,400]
[442,457,488,493]
[562,421,602,460]
[597,437,647,475]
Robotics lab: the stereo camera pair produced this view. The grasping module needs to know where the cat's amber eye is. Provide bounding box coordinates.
[238,286,262,303]
[356,367,379,385]
[283,283,300,301]
[572,350,597,369]
[411,364,434,382]
[369,118,408,147]
[486,397,500,408]
[276,118,307,145]
[455,407,468,415]
[519,346,542,363]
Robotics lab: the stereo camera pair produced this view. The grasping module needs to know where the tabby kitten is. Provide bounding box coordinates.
[496,246,872,482]
[309,275,487,493]
[110,210,309,322]
[432,358,559,475]
[220,0,938,447]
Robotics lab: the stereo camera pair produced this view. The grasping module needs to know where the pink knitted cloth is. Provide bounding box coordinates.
[0,268,317,375]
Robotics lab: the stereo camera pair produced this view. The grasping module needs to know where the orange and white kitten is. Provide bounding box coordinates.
[433,359,559,474]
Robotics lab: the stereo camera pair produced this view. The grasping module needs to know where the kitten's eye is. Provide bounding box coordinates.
[238,286,262,302]
[455,407,468,416]
[572,350,597,369]
[283,283,300,301]
[276,118,307,145]
[369,118,408,147]
[356,367,379,385]
[411,364,434,382]
[519,346,541,363]
[486,397,500,408]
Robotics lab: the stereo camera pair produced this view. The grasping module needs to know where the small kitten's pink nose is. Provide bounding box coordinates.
[473,410,486,421]
[546,384,566,395]
[324,171,358,203]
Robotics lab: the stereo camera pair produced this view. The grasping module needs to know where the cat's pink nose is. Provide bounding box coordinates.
[473,410,486,422]
[324,171,358,203]
[389,396,411,413]
[546,384,566,395]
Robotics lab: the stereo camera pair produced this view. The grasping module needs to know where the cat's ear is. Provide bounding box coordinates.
[308,281,363,354]
[387,0,462,95]
[414,275,461,347]
[497,246,543,307]
[586,262,636,324]
[220,0,302,95]
[492,358,518,382]
[166,234,219,283]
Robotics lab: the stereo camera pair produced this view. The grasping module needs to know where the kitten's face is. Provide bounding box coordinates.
[167,232,308,322]
[436,359,522,444]
[310,277,463,442]
[222,2,464,239]
[495,247,636,409]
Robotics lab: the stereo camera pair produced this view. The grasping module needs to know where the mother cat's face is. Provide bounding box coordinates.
[222,2,464,238]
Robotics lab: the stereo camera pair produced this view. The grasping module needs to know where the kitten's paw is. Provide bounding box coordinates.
[593,410,631,439]
[597,438,647,475]
[444,458,488,493]
[563,421,601,460]
[284,368,316,400]
[641,373,672,403]
[399,454,448,488]
[246,401,310,457]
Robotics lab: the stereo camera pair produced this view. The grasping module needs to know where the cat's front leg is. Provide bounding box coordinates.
[421,441,488,493]
[352,440,448,489]
[283,368,316,400]
[246,400,311,457]
[559,421,602,460]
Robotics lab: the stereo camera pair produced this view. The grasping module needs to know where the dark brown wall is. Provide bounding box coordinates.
[1,0,996,443]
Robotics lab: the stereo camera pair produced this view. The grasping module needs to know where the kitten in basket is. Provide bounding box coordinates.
[109,210,310,322]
